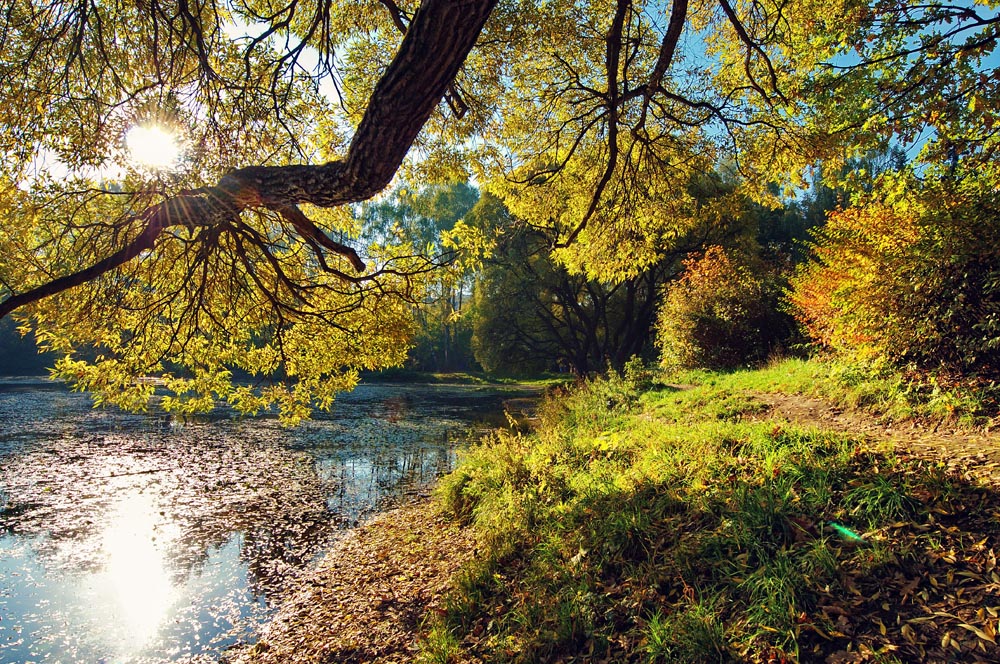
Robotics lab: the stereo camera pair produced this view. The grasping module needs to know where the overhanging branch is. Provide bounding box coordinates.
[1,0,497,320]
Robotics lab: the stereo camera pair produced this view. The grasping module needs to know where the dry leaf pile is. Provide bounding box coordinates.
[797,475,1000,662]
[230,498,475,664]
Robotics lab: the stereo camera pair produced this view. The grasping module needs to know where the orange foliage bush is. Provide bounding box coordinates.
[657,246,790,370]
[788,174,1000,378]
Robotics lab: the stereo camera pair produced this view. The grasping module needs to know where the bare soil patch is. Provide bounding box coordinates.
[755,392,1000,485]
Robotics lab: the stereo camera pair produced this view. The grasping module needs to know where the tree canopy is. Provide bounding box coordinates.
[1,0,997,417]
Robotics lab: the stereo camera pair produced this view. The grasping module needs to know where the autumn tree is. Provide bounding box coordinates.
[0,0,497,419]
[471,178,777,375]
[657,245,793,370]
[2,0,996,416]
[785,1,1000,384]
[789,168,1000,380]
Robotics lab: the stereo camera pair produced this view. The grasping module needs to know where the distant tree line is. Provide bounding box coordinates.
[369,169,841,377]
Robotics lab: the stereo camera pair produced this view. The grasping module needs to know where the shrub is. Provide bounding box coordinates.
[656,246,791,370]
[788,172,1000,380]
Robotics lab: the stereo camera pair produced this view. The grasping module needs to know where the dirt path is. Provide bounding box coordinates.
[755,392,1000,485]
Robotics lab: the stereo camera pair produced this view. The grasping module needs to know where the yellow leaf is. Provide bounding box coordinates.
[932,611,960,620]
[958,623,996,644]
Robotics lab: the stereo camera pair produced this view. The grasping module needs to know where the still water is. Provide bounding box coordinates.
[0,379,519,663]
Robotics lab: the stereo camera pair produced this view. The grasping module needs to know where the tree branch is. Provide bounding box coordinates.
[717,0,788,106]
[1,0,497,320]
[639,0,688,129]
[557,0,631,248]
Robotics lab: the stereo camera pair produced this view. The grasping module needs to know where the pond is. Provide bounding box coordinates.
[0,379,526,663]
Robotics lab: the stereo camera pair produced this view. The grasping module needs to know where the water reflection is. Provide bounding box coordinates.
[101,491,177,650]
[0,380,528,663]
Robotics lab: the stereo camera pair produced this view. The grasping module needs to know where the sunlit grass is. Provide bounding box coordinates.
[664,356,998,427]
[426,364,999,662]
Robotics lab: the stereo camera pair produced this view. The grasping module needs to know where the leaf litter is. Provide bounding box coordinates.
[749,392,1000,662]
[229,498,475,664]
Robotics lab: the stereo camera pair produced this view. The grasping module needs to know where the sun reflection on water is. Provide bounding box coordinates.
[0,382,512,662]
[98,489,179,652]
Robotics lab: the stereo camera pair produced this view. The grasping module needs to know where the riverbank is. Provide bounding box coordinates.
[230,499,476,664]
[0,380,517,663]
[235,360,1000,663]
[361,369,572,391]
[429,363,1000,662]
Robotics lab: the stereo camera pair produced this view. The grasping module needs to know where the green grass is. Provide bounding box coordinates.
[417,623,464,664]
[662,357,829,396]
[423,362,1000,662]
[644,600,732,663]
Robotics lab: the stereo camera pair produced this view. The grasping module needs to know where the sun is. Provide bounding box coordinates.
[125,125,182,170]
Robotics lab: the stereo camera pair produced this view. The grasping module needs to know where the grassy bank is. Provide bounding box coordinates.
[423,363,1000,662]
